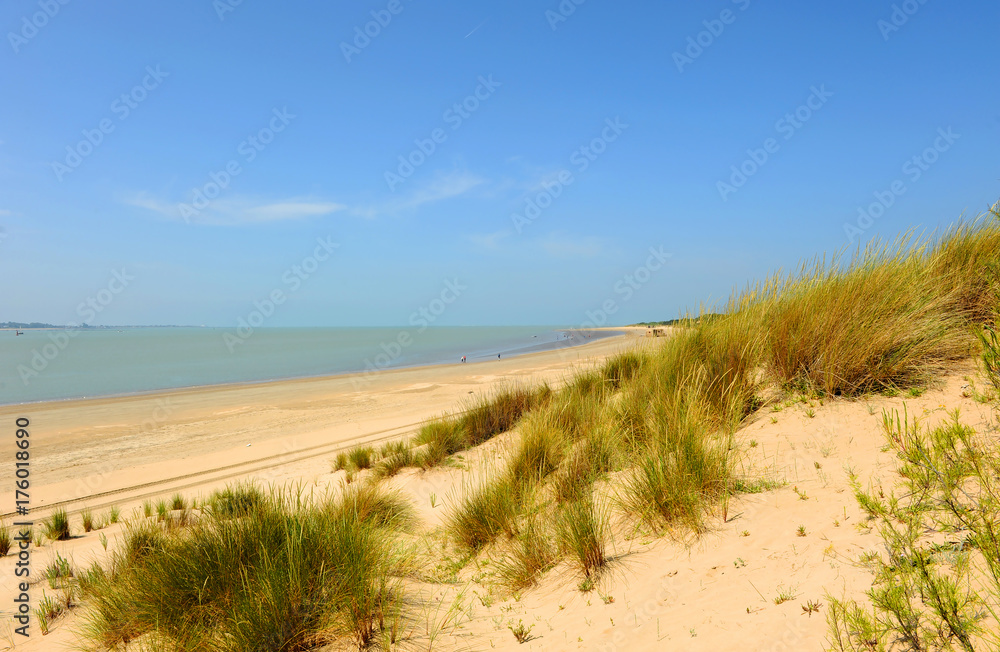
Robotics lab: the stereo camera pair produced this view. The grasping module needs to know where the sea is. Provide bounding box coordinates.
[0,326,620,406]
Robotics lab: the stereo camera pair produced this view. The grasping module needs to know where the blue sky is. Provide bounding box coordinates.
[1,0,997,327]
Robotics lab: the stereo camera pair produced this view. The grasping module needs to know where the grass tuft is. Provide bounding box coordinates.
[43,508,71,541]
[80,484,411,651]
[556,496,608,579]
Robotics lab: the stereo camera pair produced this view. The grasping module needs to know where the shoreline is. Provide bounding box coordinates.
[0,331,643,513]
[0,326,629,408]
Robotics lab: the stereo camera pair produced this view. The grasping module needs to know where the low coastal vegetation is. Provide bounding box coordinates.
[58,204,1000,649]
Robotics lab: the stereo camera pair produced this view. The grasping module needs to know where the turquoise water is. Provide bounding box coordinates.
[0,327,615,405]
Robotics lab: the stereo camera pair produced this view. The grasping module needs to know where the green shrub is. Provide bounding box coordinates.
[828,409,996,651]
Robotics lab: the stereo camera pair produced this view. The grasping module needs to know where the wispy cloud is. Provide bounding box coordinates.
[396,170,484,211]
[355,170,485,218]
[123,193,345,225]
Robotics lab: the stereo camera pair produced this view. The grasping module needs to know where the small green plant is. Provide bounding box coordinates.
[828,407,999,651]
[740,530,750,537]
[155,500,168,521]
[805,408,816,418]
[142,500,153,518]
[108,505,120,524]
[796,525,807,537]
[170,493,186,511]
[429,492,437,508]
[774,586,797,605]
[734,557,746,568]
[45,553,73,588]
[770,416,778,424]
[44,508,71,541]
[35,590,62,635]
[98,532,108,551]
[508,619,534,644]
[600,593,615,604]
[0,524,10,556]
[802,599,822,616]
[579,576,595,593]
[81,508,94,532]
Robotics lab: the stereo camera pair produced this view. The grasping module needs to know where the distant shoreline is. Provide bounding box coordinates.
[0,327,628,408]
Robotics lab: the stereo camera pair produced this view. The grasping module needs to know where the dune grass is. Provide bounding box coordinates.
[494,518,557,592]
[81,483,414,651]
[81,508,94,533]
[443,207,1000,588]
[445,471,531,553]
[414,384,552,470]
[44,508,71,541]
[373,439,415,478]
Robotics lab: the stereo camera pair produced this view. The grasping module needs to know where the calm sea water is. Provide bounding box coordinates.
[0,327,617,405]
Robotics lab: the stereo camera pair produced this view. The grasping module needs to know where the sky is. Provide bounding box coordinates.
[0,0,998,328]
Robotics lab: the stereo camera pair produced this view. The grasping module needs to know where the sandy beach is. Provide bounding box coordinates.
[0,330,642,523]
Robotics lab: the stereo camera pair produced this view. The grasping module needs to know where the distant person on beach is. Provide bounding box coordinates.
[498,353,501,360]
[461,356,466,363]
